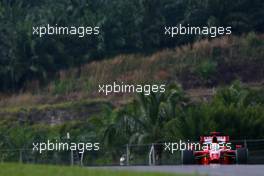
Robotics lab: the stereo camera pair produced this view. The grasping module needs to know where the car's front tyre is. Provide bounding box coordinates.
[236,148,248,164]
[181,150,195,164]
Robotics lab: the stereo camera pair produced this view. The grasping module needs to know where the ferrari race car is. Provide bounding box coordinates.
[181,132,248,164]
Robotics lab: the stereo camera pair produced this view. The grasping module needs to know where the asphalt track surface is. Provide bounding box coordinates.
[92,165,264,176]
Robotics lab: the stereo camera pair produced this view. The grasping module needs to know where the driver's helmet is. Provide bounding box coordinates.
[212,136,218,143]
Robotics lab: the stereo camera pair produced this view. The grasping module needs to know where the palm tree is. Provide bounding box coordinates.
[90,105,134,163]
[128,84,187,164]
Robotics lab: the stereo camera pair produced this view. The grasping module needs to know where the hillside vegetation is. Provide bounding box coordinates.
[0,34,264,165]
[1,33,263,109]
[1,0,264,167]
[47,33,264,93]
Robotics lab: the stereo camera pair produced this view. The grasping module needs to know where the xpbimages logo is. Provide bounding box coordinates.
[164,140,232,154]
[164,24,232,38]
[98,82,166,95]
[32,24,100,37]
[32,140,100,154]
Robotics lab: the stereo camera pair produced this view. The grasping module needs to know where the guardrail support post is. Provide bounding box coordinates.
[152,144,155,166]
[149,144,155,166]
[19,149,23,163]
[80,152,84,167]
[71,150,73,166]
[244,139,247,148]
[126,144,130,166]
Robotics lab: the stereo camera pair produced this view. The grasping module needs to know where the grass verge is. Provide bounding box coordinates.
[0,163,192,176]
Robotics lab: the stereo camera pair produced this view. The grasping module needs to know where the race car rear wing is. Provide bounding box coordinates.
[200,135,230,143]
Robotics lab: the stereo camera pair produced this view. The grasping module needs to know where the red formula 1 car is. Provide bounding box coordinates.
[181,132,248,164]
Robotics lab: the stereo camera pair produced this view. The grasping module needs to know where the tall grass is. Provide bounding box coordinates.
[0,163,189,176]
[1,33,263,108]
[47,33,264,95]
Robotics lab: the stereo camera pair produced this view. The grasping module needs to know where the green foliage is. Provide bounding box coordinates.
[184,81,264,139]
[52,79,76,95]
[196,59,217,82]
[98,82,264,146]
[244,32,264,48]
[0,0,264,91]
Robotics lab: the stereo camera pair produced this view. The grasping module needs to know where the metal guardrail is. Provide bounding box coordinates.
[0,139,264,166]
[123,139,264,166]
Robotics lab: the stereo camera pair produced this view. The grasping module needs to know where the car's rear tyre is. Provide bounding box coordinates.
[181,150,195,164]
[236,148,248,164]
